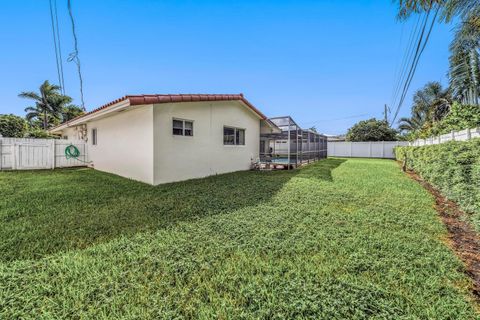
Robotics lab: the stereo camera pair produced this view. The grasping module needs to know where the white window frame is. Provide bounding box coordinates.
[91,128,97,145]
[172,118,194,137]
[223,126,245,146]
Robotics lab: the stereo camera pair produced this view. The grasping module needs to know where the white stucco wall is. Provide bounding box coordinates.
[153,101,261,185]
[86,105,154,184]
[58,105,155,184]
[61,126,83,140]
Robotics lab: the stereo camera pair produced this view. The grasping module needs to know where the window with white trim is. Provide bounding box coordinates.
[92,128,97,145]
[173,119,193,136]
[223,126,245,145]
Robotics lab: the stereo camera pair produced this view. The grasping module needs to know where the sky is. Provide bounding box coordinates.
[0,0,454,134]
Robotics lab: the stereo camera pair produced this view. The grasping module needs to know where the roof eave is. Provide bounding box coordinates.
[49,99,131,133]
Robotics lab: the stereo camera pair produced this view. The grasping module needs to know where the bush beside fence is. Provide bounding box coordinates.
[395,139,480,229]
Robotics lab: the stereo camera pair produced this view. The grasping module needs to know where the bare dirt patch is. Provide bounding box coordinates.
[405,169,480,299]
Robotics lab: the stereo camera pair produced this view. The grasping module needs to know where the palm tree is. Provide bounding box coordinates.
[396,0,478,21]
[398,109,427,133]
[19,80,71,130]
[449,12,480,105]
[412,82,452,122]
[398,82,452,134]
[396,1,480,105]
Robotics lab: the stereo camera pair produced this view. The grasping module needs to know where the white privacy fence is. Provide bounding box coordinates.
[411,127,480,146]
[328,141,408,159]
[0,138,88,170]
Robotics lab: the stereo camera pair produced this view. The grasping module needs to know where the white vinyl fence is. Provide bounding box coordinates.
[0,138,88,170]
[328,141,408,159]
[411,127,480,146]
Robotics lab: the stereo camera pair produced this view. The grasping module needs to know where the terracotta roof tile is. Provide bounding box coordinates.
[51,94,266,131]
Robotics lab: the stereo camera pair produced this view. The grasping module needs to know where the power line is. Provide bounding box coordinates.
[391,14,424,110]
[48,0,65,94]
[301,113,371,125]
[67,0,86,111]
[53,0,65,94]
[390,6,439,125]
[390,22,406,107]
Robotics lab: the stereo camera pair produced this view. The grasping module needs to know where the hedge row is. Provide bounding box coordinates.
[395,139,480,229]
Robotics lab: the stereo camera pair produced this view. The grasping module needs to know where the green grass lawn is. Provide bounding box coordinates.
[0,158,478,319]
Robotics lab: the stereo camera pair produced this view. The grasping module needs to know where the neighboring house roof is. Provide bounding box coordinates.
[50,94,267,132]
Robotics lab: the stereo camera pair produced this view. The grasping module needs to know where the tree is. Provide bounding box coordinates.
[395,1,480,105]
[411,82,452,122]
[0,114,28,138]
[346,118,398,141]
[61,104,84,122]
[398,109,427,133]
[395,0,474,22]
[19,80,72,130]
[449,13,480,105]
[308,126,318,133]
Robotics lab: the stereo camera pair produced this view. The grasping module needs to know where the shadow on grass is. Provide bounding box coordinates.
[295,158,346,182]
[0,158,345,261]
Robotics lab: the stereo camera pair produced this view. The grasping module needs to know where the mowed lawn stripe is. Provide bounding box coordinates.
[0,158,477,319]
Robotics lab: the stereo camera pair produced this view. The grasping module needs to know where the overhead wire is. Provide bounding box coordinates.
[53,0,65,94]
[390,5,439,125]
[67,0,86,111]
[391,14,423,109]
[48,0,65,94]
[301,113,371,125]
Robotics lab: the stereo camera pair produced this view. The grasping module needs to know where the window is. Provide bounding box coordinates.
[63,135,68,140]
[223,126,245,145]
[92,128,97,145]
[172,119,193,136]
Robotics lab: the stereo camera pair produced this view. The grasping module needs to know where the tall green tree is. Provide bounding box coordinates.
[346,118,398,141]
[19,80,72,130]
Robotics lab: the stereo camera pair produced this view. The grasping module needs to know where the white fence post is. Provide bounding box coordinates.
[11,143,16,170]
[51,140,56,169]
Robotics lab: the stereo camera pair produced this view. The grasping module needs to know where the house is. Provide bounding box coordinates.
[50,94,279,185]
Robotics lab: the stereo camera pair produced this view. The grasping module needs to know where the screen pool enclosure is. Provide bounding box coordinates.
[260,116,328,169]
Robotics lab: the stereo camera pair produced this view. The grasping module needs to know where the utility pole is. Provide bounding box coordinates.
[383,104,390,123]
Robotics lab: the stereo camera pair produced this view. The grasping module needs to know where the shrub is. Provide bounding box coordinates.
[395,139,480,228]
[0,114,28,138]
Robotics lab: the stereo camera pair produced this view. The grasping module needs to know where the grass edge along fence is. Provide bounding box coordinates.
[395,138,480,230]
